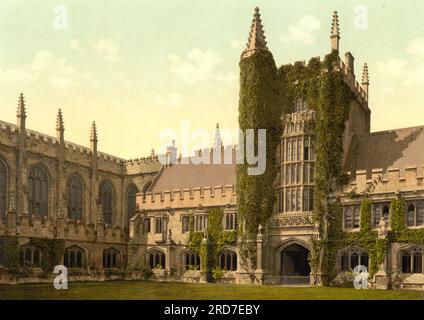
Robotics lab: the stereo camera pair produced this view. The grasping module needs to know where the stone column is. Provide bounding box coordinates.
[254,224,268,284]
[6,208,17,234]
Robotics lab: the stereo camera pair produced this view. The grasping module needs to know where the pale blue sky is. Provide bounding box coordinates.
[0,0,423,158]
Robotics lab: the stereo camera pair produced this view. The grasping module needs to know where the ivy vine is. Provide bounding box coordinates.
[187,207,236,282]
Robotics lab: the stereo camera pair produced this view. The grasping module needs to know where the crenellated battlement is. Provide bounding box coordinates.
[124,155,160,165]
[344,166,424,195]
[138,184,237,210]
[0,119,125,164]
[0,214,127,243]
[336,58,368,109]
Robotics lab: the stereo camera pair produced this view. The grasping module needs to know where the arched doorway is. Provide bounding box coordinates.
[281,243,310,285]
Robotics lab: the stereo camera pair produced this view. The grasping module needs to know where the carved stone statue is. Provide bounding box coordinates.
[378,216,388,239]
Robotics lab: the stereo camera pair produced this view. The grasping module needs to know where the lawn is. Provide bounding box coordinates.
[0,281,423,300]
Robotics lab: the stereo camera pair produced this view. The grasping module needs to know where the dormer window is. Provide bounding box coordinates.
[294,98,308,113]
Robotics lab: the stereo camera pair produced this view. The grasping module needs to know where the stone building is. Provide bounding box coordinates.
[0,8,424,290]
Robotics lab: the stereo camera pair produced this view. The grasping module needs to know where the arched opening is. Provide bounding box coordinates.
[183,251,201,271]
[141,181,152,200]
[28,165,49,220]
[67,174,84,221]
[103,248,121,269]
[19,245,42,268]
[407,204,415,227]
[64,246,86,269]
[126,184,138,226]
[280,243,310,284]
[219,250,237,271]
[148,249,165,269]
[99,181,114,224]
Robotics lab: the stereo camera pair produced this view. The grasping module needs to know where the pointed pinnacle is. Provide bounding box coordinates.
[242,7,268,58]
[56,109,64,131]
[90,121,98,142]
[362,63,369,84]
[17,93,26,118]
[331,11,340,38]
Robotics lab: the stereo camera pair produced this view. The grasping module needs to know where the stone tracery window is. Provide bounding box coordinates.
[184,251,200,270]
[19,245,42,268]
[194,214,208,232]
[401,247,423,274]
[219,250,237,271]
[28,165,49,220]
[64,246,86,269]
[0,159,7,218]
[406,201,424,227]
[344,205,360,229]
[103,248,121,269]
[372,203,390,228]
[224,212,236,230]
[340,247,369,272]
[67,174,84,221]
[126,184,138,226]
[148,249,165,269]
[99,181,114,224]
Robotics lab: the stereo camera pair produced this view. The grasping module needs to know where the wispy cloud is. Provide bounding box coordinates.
[0,51,90,89]
[378,37,424,88]
[281,15,321,44]
[70,38,121,62]
[168,48,236,84]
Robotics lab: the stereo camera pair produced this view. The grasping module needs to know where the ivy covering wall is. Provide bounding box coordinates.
[187,207,236,282]
[237,49,282,267]
[0,235,19,275]
[28,238,65,274]
[0,236,65,278]
[390,198,424,243]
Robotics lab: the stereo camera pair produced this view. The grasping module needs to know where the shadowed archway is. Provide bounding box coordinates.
[280,243,310,285]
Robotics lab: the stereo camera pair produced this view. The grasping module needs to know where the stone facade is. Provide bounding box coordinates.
[0,8,424,290]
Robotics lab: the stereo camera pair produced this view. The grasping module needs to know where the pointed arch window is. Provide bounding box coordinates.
[19,245,42,268]
[126,184,138,226]
[401,247,424,274]
[0,159,6,219]
[406,201,424,227]
[64,246,86,269]
[219,250,237,271]
[184,251,200,270]
[141,181,152,200]
[28,165,49,219]
[99,181,114,224]
[67,174,84,221]
[103,248,121,269]
[148,249,165,269]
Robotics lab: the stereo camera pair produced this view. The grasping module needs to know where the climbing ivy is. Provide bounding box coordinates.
[29,238,65,274]
[187,208,236,282]
[0,235,19,275]
[390,197,424,243]
[237,48,282,268]
[311,198,387,284]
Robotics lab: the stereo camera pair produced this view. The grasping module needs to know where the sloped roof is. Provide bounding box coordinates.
[150,156,236,192]
[344,126,424,176]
